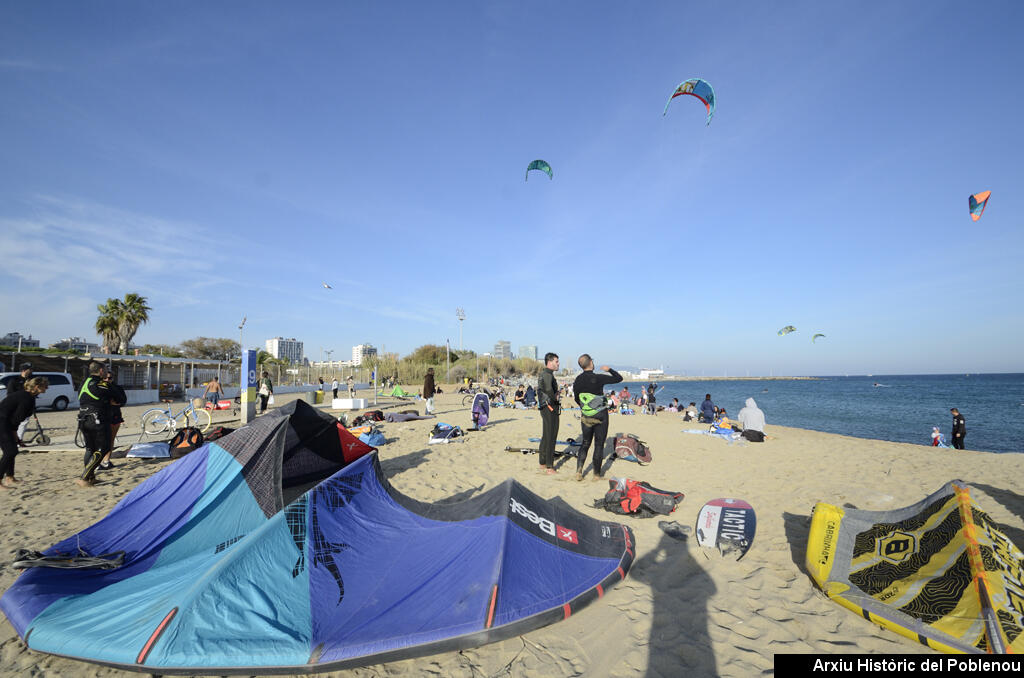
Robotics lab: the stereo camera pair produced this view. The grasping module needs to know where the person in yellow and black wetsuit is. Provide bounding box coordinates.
[77,361,114,487]
[572,354,622,482]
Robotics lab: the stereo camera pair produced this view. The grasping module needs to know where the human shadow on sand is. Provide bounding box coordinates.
[969,484,1024,548]
[631,531,717,677]
[379,448,432,477]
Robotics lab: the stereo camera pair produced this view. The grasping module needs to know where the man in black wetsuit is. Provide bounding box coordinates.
[537,353,560,475]
[572,354,622,481]
[950,408,966,450]
[77,362,114,487]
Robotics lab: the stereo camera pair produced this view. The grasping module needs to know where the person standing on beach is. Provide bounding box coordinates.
[331,377,339,400]
[0,377,48,488]
[77,362,114,487]
[100,371,127,470]
[423,368,436,415]
[258,371,274,413]
[347,375,355,397]
[951,408,966,450]
[572,355,622,481]
[700,394,716,423]
[537,353,560,475]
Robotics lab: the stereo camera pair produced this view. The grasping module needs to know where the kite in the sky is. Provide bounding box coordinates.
[778,326,796,336]
[812,333,825,343]
[663,78,716,125]
[525,160,553,181]
[969,191,991,221]
[322,282,332,289]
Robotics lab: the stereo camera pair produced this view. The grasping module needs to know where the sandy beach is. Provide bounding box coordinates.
[2,388,1023,677]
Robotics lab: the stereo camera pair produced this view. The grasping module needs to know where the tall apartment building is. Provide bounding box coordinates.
[352,343,377,365]
[1,332,40,348]
[518,345,537,361]
[265,337,304,365]
[493,340,511,360]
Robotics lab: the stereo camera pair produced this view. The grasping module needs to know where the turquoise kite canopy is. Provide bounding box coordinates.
[525,159,553,181]
[1,400,634,674]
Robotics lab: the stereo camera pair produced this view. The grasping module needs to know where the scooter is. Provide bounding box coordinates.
[20,413,51,447]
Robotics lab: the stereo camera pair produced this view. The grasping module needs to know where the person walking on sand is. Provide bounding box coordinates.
[347,375,355,398]
[423,368,436,415]
[951,408,966,450]
[77,362,115,487]
[203,376,225,409]
[331,377,339,400]
[572,355,622,481]
[537,353,561,475]
[0,377,48,489]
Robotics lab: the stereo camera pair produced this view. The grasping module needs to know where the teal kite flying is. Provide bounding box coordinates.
[663,78,716,125]
[525,160,553,181]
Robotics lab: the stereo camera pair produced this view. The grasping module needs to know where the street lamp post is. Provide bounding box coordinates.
[456,307,465,351]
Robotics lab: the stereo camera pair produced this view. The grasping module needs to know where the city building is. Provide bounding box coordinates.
[49,337,100,353]
[493,340,511,360]
[265,337,304,365]
[638,369,665,380]
[518,345,538,361]
[352,343,377,365]
[1,332,40,348]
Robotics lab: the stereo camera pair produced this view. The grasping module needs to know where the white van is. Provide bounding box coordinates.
[0,372,80,411]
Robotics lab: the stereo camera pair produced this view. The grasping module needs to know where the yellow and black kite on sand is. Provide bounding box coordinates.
[807,481,1024,654]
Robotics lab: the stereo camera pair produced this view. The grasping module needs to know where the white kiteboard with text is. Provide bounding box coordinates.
[695,498,756,561]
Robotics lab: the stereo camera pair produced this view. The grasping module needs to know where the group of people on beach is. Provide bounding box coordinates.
[530,354,774,481]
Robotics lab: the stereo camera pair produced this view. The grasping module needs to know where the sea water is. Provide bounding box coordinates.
[608,374,1024,454]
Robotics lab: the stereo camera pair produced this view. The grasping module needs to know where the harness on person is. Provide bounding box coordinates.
[578,392,609,417]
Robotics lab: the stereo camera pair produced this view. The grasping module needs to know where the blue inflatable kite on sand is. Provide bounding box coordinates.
[1,400,634,673]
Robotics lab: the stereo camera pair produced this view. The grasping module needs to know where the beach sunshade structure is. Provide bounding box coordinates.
[472,392,490,428]
[969,191,991,221]
[806,480,1024,654]
[1,400,635,674]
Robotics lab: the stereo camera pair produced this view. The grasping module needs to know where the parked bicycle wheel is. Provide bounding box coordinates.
[462,394,474,407]
[190,408,212,433]
[141,409,172,435]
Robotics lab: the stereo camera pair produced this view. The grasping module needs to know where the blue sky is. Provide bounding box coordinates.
[2,1,1022,375]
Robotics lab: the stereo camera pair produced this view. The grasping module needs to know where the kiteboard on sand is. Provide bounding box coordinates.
[695,498,756,561]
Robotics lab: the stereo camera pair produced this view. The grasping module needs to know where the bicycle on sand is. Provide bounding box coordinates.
[140,398,212,437]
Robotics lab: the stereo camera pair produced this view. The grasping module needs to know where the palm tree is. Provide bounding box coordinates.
[95,298,123,353]
[116,293,151,354]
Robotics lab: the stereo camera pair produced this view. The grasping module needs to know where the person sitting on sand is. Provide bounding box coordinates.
[619,386,631,402]
[683,402,698,421]
[714,408,732,431]
[514,385,526,408]
[737,397,766,442]
[931,427,949,448]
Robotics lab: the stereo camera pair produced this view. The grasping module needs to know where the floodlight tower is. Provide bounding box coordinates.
[456,307,465,351]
